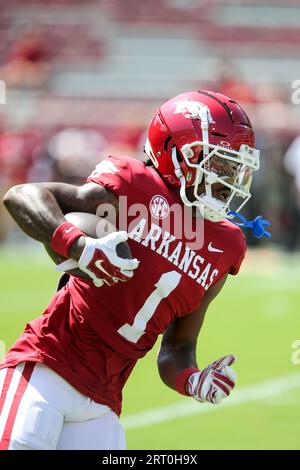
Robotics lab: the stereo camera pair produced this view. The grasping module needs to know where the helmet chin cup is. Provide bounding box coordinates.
[198,195,228,222]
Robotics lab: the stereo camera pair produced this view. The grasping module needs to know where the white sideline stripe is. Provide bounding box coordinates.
[122,373,300,430]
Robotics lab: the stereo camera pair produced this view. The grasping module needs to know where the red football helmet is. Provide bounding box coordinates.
[144,90,260,222]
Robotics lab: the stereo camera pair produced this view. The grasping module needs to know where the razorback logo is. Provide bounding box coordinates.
[174,101,215,123]
[91,159,120,178]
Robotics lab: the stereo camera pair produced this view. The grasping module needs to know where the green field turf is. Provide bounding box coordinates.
[0,245,300,450]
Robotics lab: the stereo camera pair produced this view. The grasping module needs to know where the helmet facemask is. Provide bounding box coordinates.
[172,142,260,222]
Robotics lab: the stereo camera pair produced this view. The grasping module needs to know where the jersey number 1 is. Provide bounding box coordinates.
[117,271,181,343]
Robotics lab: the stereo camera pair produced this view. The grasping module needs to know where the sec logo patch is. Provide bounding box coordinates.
[150,195,170,220]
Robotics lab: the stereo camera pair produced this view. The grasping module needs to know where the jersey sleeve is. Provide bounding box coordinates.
[229,229,247,275]
[87,155,132,196]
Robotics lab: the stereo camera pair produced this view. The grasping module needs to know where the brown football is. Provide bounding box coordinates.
[44,212,132,280]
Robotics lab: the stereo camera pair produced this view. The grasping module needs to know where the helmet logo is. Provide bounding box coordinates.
[220,141,231,148]
[174,101,215,123]
[150,195,170,220]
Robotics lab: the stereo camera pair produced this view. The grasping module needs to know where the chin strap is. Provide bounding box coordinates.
[228,211,271,239]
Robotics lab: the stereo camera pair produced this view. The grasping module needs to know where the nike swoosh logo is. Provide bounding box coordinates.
[65,227,75,233]
[95,260,111,277]
[208,242,223,253]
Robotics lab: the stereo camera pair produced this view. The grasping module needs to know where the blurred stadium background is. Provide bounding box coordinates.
[0,0,300,450]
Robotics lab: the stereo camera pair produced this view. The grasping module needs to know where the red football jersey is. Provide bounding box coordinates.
[0,156,246,416]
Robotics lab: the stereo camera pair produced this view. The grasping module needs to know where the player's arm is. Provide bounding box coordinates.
[2,182,117,248]
[157,274,236,404]
[3,182,139,286]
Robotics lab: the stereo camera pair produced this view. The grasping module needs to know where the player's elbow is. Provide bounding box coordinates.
[3,184,26,210]
[157,342,187,372]
[157,346,174,387]
[157,342,197,390]
[157,342,197,373]
[157,345,168,371]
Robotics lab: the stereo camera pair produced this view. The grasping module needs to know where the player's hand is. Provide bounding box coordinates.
[187,354,237,404]
[77,232,140,287]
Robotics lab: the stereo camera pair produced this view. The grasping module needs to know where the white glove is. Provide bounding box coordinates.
[188,355,237,404]
[77,231,139,287]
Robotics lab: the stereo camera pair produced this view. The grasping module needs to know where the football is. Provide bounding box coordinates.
[44,212,132,280]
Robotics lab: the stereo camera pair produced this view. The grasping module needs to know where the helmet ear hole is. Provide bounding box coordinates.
[164,135,172,150]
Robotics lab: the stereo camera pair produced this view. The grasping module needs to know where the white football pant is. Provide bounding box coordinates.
[0,362,126,450]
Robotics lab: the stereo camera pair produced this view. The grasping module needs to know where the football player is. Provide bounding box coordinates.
[0,91,260,450]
